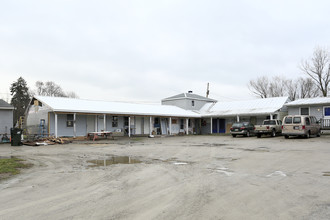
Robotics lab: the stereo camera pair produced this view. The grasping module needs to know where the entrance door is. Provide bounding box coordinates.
[219,119,226,133]
[98,115,104,132]
[212,118,226,133]
[141,117,144,135]
[86,115,95,133]
[212,118,218,133]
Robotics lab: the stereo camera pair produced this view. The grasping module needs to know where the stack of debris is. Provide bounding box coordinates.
[24,137,72,146]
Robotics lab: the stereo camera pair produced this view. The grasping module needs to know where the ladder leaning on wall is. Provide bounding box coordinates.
[39,119,46,137]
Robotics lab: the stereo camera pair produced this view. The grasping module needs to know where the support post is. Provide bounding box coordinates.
[104,114,106,131]
[237,115,240,122]
[210,117,213,134]
[186,118,189,135]
[169,117,172,135]
[55,113,58,138]
[73,113,76,138]
[95,115,98,132]
[128,116,131,137]
[149,116,152,135]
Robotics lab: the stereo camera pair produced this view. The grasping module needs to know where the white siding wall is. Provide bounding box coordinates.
[0,109,13,136]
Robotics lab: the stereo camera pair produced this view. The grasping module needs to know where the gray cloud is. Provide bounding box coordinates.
[1,0,330,102]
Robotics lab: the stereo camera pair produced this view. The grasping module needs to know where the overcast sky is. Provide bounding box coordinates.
[1,0,330,104]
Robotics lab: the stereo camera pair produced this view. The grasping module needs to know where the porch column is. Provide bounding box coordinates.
[128,116,131,137]
[149,116,152,135]
[73,113,76,138]
[54,113,58,138]
[95,115,98,132]
[210,117,213,134]
[103,114,106,131]
[270,114,273,120]
[169,117,172,135]
[186,118,189,135]
[237,115,240,122]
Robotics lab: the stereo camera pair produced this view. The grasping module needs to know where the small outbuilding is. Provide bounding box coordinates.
[0,99,14,140]
[285,97,330,130]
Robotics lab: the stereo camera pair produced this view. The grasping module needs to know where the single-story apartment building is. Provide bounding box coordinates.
[199,96,289,134]
[0,99,14,139]
[285,97,330,130]
[25,93,291,137]
[25,96,201,138]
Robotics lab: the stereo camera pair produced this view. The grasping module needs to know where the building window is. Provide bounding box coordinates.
[112,116,118,127]
[172,119,177,124]
[192,100,195,106]
[124,117,129,126]
[188,119,191,127]
[325,107,330,117]
[300,107,309,115]
[67,114,74,127]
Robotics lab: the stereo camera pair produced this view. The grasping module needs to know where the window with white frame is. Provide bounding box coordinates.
[324,107,330,117]
[300,107,309,115]
[67,114,74,127]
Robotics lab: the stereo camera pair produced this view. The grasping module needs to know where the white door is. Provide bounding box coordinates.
[98,116,104,132]
[86,115,95,133]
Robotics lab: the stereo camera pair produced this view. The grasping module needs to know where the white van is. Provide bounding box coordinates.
[282,115,321,139]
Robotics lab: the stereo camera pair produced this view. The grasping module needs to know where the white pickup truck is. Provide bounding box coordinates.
[255,119,282,138]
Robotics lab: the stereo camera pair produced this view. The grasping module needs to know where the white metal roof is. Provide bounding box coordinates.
[34,96,200,118]
[285,97,330,106]
[200,96,289,117]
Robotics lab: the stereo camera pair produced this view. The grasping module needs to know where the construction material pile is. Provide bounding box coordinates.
[24,137,72,146]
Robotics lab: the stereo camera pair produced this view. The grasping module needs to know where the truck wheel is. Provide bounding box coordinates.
[317,130,321,137]
[285,135,289,139]
[271,129,276,137]
[232,134,236,137]
[257,134,261,138]
[305,131,310,139]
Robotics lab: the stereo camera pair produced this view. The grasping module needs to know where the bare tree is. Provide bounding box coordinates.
[249,76,320,100]
[269,76,287,97]
[301,47,330,97]
[35,81,78,98]
[298,77,320,98]
[66,91,79,99]
[248,76,270,98]
[285,79,299,101]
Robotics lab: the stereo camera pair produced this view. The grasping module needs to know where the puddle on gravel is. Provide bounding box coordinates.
[87,156,141,167]
[323,172,330,176]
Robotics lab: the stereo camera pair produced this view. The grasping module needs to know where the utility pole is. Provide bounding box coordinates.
[206,83,210,98]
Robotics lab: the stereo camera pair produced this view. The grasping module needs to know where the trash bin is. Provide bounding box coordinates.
[10,128,23,146]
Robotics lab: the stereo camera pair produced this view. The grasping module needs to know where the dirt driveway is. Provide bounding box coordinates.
[1,135,330,220]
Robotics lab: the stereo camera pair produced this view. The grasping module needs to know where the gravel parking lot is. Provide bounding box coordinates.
[1,135,330,220]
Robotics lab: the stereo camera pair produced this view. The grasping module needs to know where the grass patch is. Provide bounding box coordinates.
[0,157,32,179]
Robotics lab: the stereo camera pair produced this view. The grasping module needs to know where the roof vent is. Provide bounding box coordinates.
[188,91,193,93]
